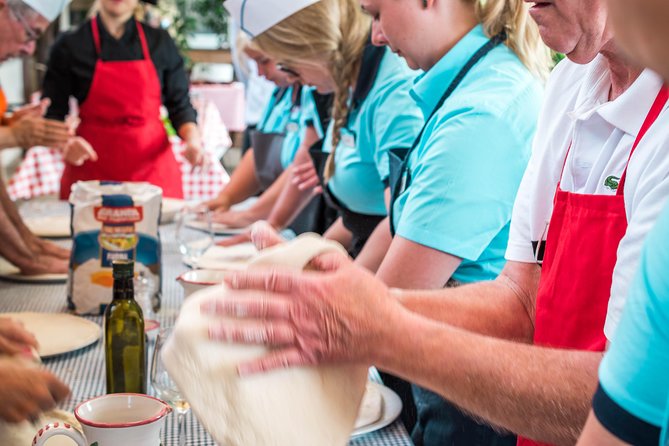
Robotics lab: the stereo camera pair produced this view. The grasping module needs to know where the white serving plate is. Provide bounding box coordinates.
[351,382,403,437]
[0,312,101,358]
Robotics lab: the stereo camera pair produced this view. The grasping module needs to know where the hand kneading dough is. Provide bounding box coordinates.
[354,383,384,429]
[162,234,369,446]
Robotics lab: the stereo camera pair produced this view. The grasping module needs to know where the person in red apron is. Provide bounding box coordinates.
[516,86,668,446]
[42,0,204,199]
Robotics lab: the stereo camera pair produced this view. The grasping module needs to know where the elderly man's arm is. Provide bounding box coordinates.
[396,260,540,341]
[211,257,590,445]
[375,303,600,445]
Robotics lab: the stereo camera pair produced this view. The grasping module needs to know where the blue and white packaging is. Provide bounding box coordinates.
[68,181,162,315]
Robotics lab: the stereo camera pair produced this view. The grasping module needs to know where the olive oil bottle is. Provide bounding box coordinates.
[105,260,146,394]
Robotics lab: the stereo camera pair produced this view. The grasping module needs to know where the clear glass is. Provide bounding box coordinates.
[175,205,214,267]
[134,270,155,315]
[151,327,190,446]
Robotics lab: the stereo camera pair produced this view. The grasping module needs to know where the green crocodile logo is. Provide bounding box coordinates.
[604,175,620,191]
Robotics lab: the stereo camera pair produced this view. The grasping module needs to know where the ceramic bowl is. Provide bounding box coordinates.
[177,269,230,297]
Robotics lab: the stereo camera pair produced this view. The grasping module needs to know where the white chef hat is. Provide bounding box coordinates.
[22,0,71,22]
[224,0,321,37]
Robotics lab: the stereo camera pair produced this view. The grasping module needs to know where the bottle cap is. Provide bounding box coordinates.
[112,260,135,279]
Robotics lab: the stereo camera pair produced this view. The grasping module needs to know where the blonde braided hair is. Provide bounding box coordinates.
[253,0,370,180]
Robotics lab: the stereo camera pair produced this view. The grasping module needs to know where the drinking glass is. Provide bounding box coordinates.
[175,205,214,267]
[151,327,190,446]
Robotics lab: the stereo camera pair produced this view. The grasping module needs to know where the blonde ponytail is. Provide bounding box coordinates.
[469,0,552,81]
[254,0,370,180]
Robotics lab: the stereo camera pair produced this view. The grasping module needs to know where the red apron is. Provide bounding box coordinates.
[517,86,669,446]
[60,19,183,199]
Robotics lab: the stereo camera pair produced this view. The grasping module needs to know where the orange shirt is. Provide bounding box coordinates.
[0,87,7,117]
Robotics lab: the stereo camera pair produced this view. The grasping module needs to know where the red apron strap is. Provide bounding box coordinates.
[135,21,151,61]
[91,17,102,56]
[618,85,669,195]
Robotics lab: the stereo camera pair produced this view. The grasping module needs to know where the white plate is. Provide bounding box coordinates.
[0,257,67,283]
[0,312,101,358]
[350,382,403,438]
[186,220,249,235]
[161,198,186,224]
[183,243,258,269]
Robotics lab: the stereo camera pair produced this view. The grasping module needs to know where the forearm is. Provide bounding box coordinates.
[354,217,392,272]
[0,127,18,150]
[0,182,30,238]
[244,169,290,219]
[323,217,353,249]
[266,173,314,229]
[0,201,35,264]
[393,260,540,341]
[177,122,201,146]
[375,306,600,445]
[216,150,261,208]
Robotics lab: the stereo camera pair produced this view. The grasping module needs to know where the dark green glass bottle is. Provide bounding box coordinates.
[105,260,146,394]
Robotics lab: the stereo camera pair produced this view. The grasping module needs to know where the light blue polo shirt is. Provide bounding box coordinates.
[257,86,294,134]
[257,86,322,170]
[279,87,325,169]
[325,48,423,216]
[391,25,543,283]
[596,202,669,444]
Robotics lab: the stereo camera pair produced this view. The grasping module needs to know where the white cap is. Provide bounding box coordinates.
[22,0,71,22]
[224,0,320,37]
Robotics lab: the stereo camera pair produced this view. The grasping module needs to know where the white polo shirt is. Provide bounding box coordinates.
[506,55,669,340]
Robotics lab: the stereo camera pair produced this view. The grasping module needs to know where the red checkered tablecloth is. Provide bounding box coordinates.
[7,101,231,201]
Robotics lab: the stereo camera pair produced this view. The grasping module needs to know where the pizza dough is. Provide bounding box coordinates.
[194,243,259,270]
[163,234,369,446]
[354,382,384,429]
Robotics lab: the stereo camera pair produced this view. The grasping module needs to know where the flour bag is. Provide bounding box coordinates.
[68,181,162,315]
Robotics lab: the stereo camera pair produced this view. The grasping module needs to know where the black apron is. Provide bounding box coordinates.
[252,86,302,191]
[385,34,516,446]
[287,92,337,236]
[308,41,387,257]
[287,137,339,236]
